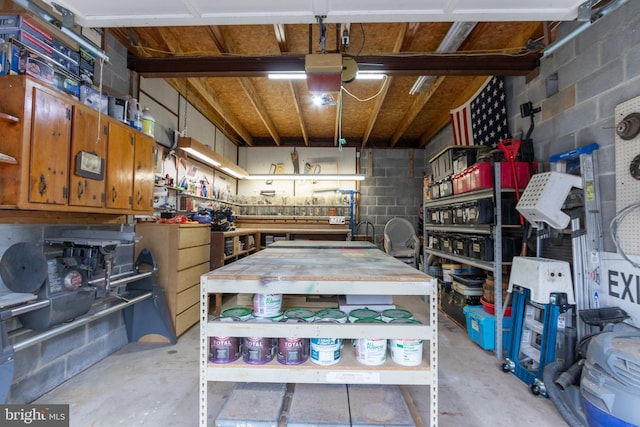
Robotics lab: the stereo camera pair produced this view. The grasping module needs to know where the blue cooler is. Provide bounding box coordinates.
[463,305,512,351]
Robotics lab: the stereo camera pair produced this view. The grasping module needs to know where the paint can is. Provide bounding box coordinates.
[242,318,275,364]
[348,308,380,323]
[353,319,387,366]
[389,319,423,366]
[252,293,283,317]
[310,319,341,366]
[284,307,315,322]
[314,308,347,323]
[277,319,309,365]
[381,308,413,323]
[221,306,254,321]
[209,316,241,364]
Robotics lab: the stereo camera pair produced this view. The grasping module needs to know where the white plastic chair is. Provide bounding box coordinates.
[383,217,420,267]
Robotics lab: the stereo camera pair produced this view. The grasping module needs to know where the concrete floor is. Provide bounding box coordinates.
[34,313,567,427]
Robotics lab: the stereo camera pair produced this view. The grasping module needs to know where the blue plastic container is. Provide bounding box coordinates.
[463,305,512,351]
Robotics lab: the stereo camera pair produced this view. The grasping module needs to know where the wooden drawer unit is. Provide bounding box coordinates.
[135,223,211,337]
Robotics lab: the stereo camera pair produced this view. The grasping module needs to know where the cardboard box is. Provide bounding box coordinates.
[9,44,54,86]
[0,15,52,46]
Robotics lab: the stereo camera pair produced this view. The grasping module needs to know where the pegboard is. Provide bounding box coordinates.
[614,94,640,256]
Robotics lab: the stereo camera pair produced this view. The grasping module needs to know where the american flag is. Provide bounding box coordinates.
[449,76,509,146]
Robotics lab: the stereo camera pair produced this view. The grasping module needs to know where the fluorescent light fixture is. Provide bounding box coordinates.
[268,72,306,80]
[178,137,249,179]
[409,21,477,95]
[268,72,384,81]
[246,174,365,181]
[221,166,248,179]
[356,73,385,80]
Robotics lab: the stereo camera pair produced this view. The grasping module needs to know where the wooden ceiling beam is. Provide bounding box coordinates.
[289,82,309,146]
[205,26,230,53]
[390,76,445,147]
[128,52,541,78]
[361,22,413,148]
[238,79,281,146]
[189,78,254,145]
[273,24,288,52]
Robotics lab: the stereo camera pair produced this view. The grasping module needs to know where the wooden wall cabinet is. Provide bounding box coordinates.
[135,223,211,337]
[0,76,154,214]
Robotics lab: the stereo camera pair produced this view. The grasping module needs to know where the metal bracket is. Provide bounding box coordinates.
[577,0,599,21]
[51,2,75,28]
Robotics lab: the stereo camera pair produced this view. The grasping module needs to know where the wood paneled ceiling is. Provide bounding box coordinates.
[42,1,597,149]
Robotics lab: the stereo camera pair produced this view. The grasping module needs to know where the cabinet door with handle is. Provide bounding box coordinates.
[105,122,134,210]
[69,106,107,208]
[132,133,155,212]
[28,88,72,205]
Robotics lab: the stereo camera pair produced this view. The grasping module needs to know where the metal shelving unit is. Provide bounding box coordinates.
[199,244,438,427]
[424,163,516,359]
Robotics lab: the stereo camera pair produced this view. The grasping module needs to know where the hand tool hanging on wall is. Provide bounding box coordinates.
[291,147,300,174]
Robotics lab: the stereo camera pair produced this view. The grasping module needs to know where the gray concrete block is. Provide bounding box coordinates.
[8,359,66,404]
[557,99,598,136]
[41,328,88,365]
[601,28,627,66]
[88,311,123,338]
[12,344,41,381]
[215,383,286,427]
[576,59,624,102]
[348,385,415,427]
[287,384,350,427]
[558,53,600,91]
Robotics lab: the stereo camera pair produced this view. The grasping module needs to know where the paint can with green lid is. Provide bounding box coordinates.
[221,306,253,321]
[348,308,380,323]
[389,318,423,366]
[284,308,315,322]
[381,308,413,323]
[314,308,347,323]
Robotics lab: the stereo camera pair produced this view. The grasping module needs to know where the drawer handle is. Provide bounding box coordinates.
[137,191,143,205]
[77,180,84,199]
[111,186,117,202]
[39,174,47,196]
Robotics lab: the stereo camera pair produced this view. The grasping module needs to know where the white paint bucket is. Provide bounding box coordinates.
[353,318,386,366]
[389,319,423,366]
[252,293,283,317]
[310,337,342,365]
[310,319,341,365]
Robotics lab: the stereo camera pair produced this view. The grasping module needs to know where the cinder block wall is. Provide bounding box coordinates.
[358,149,425,247]
[506,1,640,251]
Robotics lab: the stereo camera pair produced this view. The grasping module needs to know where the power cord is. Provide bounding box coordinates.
[610,200,640,269]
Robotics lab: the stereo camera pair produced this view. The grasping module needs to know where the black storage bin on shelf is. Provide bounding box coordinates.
[466,199,494,224]
[428,233,442,251]
[439,176,454,198]
[452,203,466,224]
[441,234,454,254]
[468,235,523,262]
[427,207,441,224]
[441,206,454,224]
[440,281,481,328]
[501,195,520,225]
[452,235,469,257]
